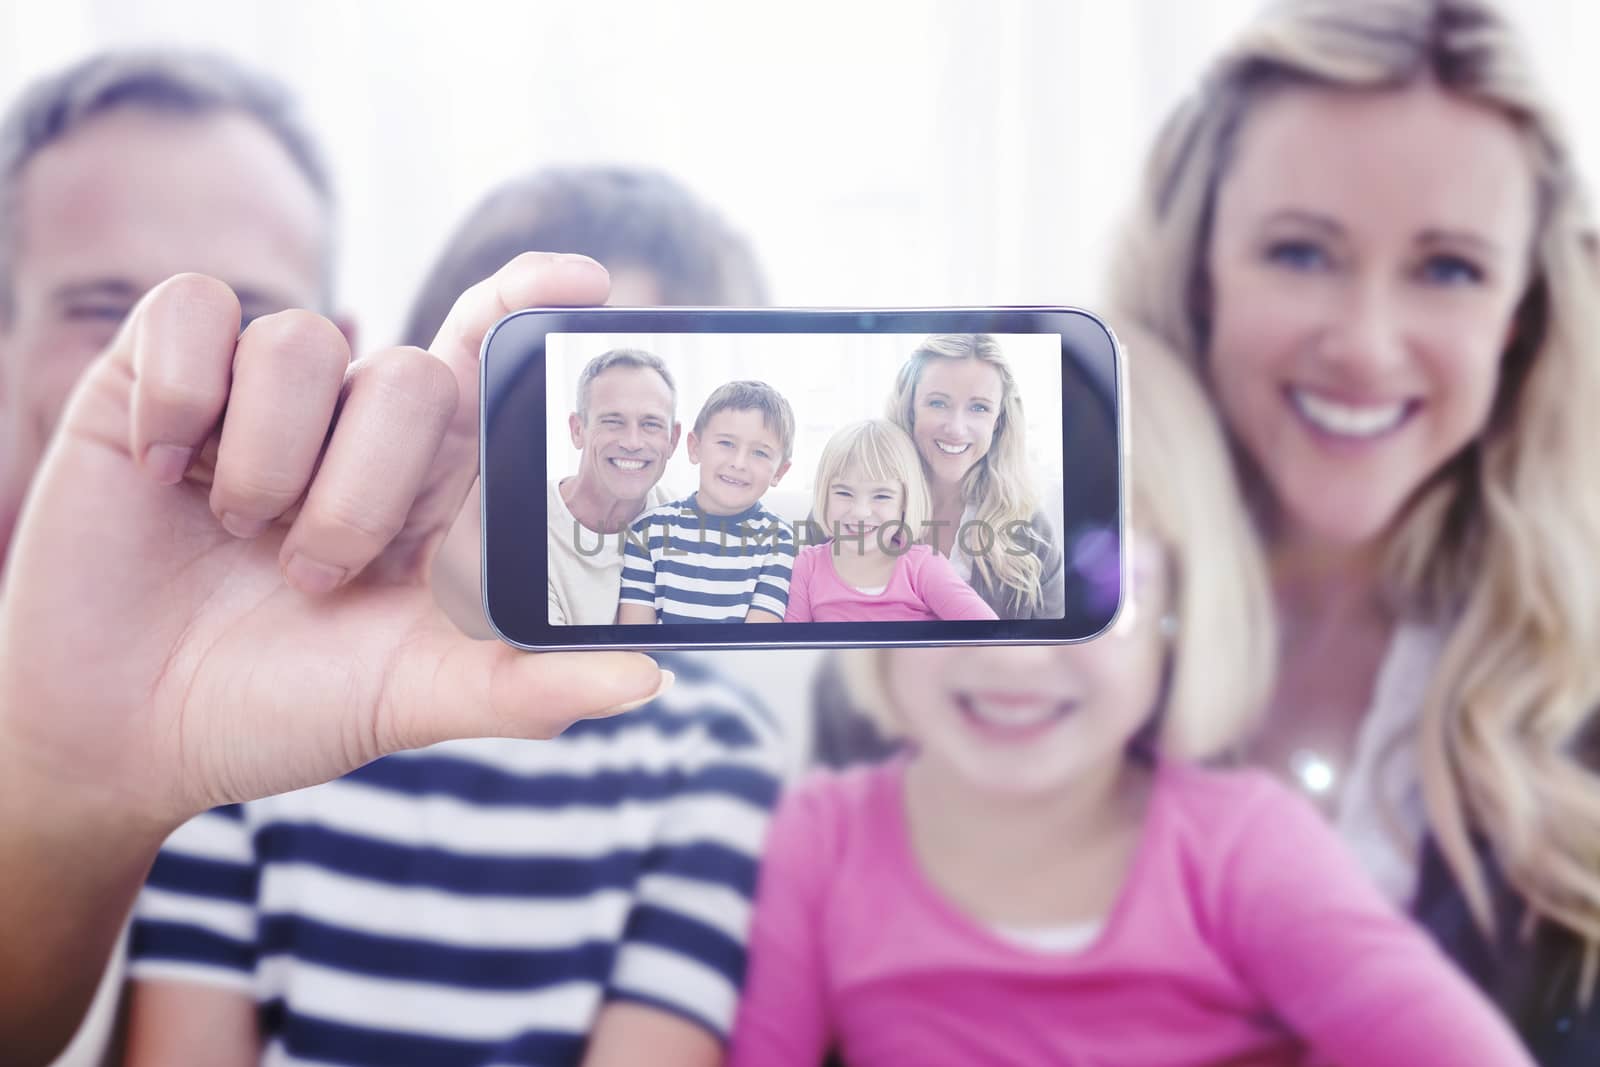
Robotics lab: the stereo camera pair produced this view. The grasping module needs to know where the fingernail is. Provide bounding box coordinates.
[285,553,346,594]
[145,444,194,486]
[556,253,606,281]
[221,512,270,539]
[588,668,675,718]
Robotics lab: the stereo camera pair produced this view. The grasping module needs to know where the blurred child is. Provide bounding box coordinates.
[727,348,1536,1067]
[618,380,797,624]
[785,420,996,623]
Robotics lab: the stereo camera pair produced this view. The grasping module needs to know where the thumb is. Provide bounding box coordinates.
[379,639,672,752]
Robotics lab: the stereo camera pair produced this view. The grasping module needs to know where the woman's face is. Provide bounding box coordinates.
[909,357,1004,490]
[1205,81,1537,548]
[884,539,1168,796]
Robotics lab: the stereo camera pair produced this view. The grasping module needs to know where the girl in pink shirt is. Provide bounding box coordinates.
[729,349,1533,1067]
[784,420,997,623]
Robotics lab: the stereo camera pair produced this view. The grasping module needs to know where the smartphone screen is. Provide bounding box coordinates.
[481,308,1122,650]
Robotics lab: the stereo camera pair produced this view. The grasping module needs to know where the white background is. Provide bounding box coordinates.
[546,331,1064,513]
[3,0,1595,347]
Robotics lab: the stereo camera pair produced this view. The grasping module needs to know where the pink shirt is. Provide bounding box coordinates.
[729,759,1534,1067]
[783,543,999,622]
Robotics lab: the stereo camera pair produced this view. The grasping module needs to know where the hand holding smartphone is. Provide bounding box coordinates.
[480,307,1124,650]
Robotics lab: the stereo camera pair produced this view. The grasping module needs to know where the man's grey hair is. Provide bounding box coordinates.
[692,379,796,464]
[0,49,335,318]
[576,348,677,424]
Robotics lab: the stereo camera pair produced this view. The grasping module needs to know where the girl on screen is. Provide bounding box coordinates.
[728,346,1533,1067]
[784,420,996,623]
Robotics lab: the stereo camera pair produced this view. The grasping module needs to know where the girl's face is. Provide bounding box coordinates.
[910,358,1004,489]
[824,464,904,556]
[1205,81,1537,548]
[884,542,1168,796]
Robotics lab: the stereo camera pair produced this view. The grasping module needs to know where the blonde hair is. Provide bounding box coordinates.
[1108,0,1600,978]
[887,334,1044,614]
[842,343,1277,761]
[809,419,931,550]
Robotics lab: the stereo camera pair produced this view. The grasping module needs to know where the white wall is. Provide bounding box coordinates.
[4,0,1594,346]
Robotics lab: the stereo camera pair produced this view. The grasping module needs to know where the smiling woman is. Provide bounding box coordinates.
[1108,0,1600,1060]
[886,334,1066,621]
[1204,81,1536,549]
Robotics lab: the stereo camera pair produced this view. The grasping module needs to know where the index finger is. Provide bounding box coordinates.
[403,252,610,548]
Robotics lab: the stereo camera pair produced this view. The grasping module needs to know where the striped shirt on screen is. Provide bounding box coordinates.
[618,495,796,623]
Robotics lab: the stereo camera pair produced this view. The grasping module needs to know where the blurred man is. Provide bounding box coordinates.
[0,51,339,570]
[0,58,776,1067]
[113,163,784,1065]
[0,50,338,1067]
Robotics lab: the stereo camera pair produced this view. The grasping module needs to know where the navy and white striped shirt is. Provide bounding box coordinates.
[128,654,784,1067]
[618,495,796,623]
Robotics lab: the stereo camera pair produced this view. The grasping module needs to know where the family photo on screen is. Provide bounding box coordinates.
[543,332,1091,626]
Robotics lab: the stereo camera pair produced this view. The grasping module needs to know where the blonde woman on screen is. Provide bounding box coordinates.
[885,333,1065,621]
[1108,0,1600,1059]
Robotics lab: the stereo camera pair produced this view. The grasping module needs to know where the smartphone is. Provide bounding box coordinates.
[480,307,1124,651]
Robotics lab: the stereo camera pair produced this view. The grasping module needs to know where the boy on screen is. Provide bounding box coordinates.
[618,380,797,624]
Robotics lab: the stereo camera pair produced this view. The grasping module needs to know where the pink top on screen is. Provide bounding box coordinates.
[727,759,1535,1067]
[783,543,999,622]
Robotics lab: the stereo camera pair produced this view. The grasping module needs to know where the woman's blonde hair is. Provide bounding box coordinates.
[809,419,931,550]
[1108,0,1600,977]
[886,334,1044,615]
[842,343,1277,762]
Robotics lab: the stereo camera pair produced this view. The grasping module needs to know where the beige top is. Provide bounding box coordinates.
[545,477,671,626]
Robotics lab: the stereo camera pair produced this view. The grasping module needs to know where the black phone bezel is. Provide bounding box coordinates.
[480,307,1124,651]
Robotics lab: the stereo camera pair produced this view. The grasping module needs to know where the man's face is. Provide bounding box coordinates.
[569,364,680,504]
[0,107,328,501]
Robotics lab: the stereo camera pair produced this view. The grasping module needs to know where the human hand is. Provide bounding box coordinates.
[0,253,667,833]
